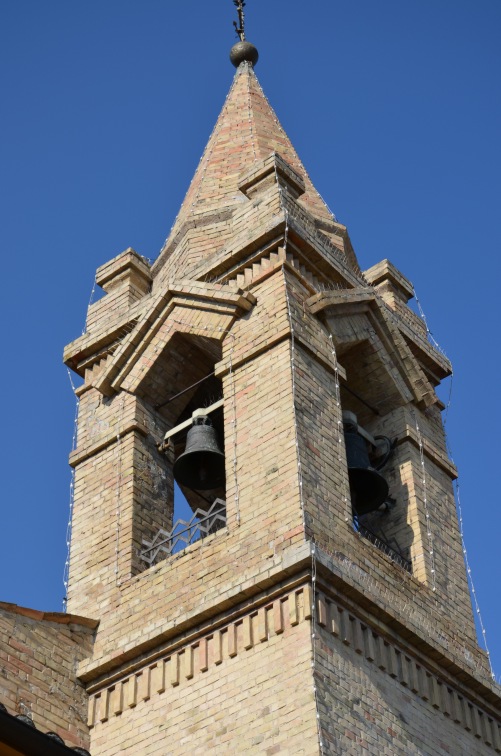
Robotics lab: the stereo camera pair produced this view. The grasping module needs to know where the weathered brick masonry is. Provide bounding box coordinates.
[0,603,96,750]
[4,52,499,755]
[60,59,501,754]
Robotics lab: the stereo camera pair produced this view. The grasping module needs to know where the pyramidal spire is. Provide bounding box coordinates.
[153,51,343,279]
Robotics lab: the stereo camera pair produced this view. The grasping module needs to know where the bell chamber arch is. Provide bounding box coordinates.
[80,279,257,573]
[134,328,229,561]
[312,285,444,583]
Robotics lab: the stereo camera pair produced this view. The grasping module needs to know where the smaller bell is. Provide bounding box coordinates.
[344,417,389,516]
[173,416,225,491]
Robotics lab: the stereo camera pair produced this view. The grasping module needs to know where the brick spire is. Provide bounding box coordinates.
[153,63,338,277]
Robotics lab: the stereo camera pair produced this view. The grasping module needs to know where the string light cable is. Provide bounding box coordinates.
[157,66,245,275]
[282,264,306,527]
[82,276,97,336]
[327,333,351,524]
[362,274,491,673]
[441,392,497,683]
[253,73,339,228]
[275,157,325,749]
[63,368,80,610]
[311,542,325,754]
[273,164,350,530]
[226,339,241,527]
[452,476,496,681]
[359,268,455,433]
[64,273,96,605]
[276,160,306,526]
[429,302,493,676]
[400,281,493,674]
[412,285,449,359]
[245,63,258,164]
[114,395,126,586]
[411,283,454,424]
[358,266,449,365]
[412,410,437,594]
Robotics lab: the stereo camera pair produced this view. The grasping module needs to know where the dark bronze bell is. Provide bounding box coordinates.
[344,425,389,515]
[173,416,225,491]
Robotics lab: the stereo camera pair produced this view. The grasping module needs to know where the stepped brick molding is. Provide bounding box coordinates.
[85,582,501,753]
[87,583,312,728]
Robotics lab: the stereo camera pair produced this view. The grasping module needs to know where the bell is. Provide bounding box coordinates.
[173,416,225,490]
[344,425,389,515]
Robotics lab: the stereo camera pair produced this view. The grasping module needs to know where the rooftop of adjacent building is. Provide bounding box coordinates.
[0,702,91,756]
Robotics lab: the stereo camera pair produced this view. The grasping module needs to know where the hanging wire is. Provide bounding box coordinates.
[276,157,305,525]
[412,286,449,358]
[359,267,449,364]
[82,276,97,336]
[245,64,258,164]
[453,478,495,680]
[62,369,80,611]
[411,283,454,425]
[311,543,325,754]
[227,341,241,527]
[413,411,437,593]
[282,264,306,525]
[157,67,243,273]
[64,272,96,603]
[388,280,493,672]
[268,148,492,682]
[252,73,339,225]
[434,321,494,675]
[441,371,454,428]
[274,158,327,748]
[114,396,125,587]
[444,411,496,681]
[366,273,494,675]
[328,334,351,523]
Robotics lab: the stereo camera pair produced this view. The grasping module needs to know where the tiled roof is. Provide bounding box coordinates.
[0,703,91,756]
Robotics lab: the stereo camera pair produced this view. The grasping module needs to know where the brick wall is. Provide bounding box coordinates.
[87,585,319,755]
[0,604,94,749]
[60,105,501,754]
[314,598,500,754]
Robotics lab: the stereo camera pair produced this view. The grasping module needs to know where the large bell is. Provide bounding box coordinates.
[344,426,389,515]
[173,416,225,490]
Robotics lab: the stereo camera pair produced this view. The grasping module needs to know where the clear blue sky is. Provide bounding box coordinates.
[1,1,500,680]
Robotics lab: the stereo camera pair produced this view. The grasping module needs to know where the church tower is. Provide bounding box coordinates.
[63,28,501,756]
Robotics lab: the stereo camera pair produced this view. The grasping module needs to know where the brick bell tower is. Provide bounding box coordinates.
[63,30,501,756]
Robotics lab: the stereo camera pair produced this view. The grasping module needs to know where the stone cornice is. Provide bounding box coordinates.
[78,536,499,712]
[85,578,313,728]
[78,557,313,685]
[314,584,501,749]
[396,423,458,479]
[83,565,501,750]
[68,420,149,468]
[313,544,499,708]
[92,282,255,396]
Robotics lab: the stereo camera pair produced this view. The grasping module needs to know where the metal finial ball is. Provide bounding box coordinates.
[230,40,259,68]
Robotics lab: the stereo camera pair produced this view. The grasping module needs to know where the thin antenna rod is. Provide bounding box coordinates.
[233,0,246,41]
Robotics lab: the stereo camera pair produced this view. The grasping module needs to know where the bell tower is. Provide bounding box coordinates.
[63,26,501,756]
